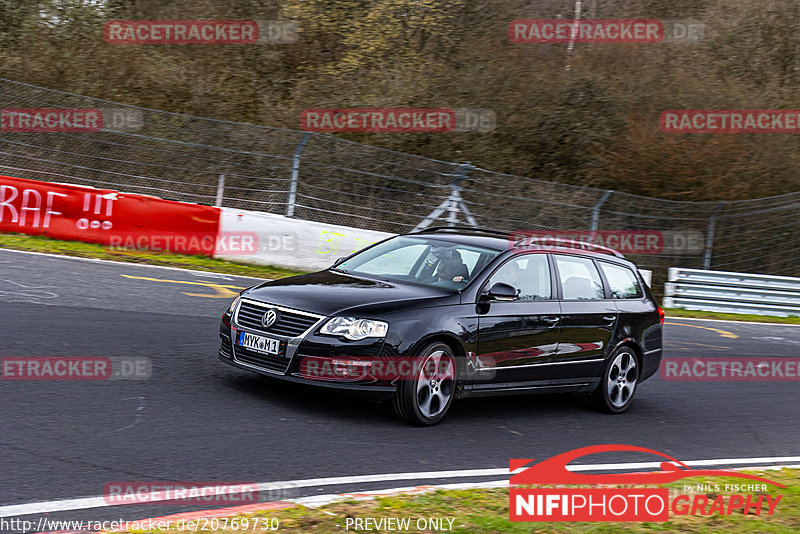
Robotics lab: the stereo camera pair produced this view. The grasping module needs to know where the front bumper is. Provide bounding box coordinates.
[218,352,396,399]
[218,314,397,399]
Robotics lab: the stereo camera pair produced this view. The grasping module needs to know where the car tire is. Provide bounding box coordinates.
[393,342,457,425]
[590,346,639,414]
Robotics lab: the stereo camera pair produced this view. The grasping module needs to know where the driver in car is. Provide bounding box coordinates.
[434,248,469,284]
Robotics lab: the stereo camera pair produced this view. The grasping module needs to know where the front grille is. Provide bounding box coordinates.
[233,346,290,373]
[236,301,322,337]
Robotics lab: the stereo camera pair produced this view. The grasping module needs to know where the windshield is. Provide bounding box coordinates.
[335,236,502,290]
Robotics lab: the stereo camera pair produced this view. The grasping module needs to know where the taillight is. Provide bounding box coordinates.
[658,306,665,324]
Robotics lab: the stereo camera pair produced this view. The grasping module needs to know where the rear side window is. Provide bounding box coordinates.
[554,255,605,300]
[599,262,643,299]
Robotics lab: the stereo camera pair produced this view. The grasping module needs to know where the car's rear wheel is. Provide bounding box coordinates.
[393,342,456,425]
[590,346,639,413]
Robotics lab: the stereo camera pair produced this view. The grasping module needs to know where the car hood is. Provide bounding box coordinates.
[244,270,457,316]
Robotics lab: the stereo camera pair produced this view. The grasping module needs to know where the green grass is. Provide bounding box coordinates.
[0,232,305,280]
[119,468,799,533]
[664,308,800,325]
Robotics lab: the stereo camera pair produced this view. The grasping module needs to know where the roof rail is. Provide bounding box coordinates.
[410,227,626,259]
[408,225,510,237]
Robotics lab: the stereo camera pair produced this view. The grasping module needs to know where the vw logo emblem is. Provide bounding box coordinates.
[262,309,279,328]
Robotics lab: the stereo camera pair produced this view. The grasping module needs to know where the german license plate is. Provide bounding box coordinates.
[237,331,281,355]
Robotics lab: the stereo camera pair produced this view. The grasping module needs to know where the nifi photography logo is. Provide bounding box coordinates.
[509,445,785,522]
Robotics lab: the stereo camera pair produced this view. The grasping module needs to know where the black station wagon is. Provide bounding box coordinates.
[219,227,663,425]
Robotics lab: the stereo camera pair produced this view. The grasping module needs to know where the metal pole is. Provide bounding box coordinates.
[591,190,613,232]
[286,132,312,217]
[565,0,582,71]
[445,163,470,226]
[703,202,725,269]
[215,174,225,207]
[412,162,475,231]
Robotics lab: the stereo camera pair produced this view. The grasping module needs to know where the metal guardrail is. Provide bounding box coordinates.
[663,268,800,317]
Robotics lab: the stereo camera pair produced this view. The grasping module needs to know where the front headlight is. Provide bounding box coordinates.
[228,295,241,314]
[320,317,389,340]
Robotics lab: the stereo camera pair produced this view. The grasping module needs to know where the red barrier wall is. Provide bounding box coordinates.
[0,175,220,256]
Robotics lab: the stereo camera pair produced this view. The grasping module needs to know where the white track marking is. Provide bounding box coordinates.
[291,463,800,508]
[2,456,799,517]
[666,315,800,327]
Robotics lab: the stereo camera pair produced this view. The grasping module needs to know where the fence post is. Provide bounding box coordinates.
[286,132,312,217]
[703,202,726,269]
[591,190,613,232]
[215,174,226,207]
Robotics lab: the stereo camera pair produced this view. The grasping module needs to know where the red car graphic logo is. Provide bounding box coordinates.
[510,444,786,487]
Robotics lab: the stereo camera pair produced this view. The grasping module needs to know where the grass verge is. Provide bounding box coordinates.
[117,468,799,533]
[0,232,305,280]
[665,308,800,325]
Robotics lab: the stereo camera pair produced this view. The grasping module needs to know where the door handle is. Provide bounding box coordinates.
[542,316,560,325]
[602,315,617,322]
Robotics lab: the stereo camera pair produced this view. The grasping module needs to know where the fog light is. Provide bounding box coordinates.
[332,359,371,380]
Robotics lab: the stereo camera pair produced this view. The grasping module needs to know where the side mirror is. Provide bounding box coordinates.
[487,282,518,302]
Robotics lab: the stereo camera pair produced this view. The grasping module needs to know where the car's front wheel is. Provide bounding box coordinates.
[590,346,639,413]
[393,342,456,425]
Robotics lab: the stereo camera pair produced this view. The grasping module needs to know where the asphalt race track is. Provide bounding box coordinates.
[1,248,799,529]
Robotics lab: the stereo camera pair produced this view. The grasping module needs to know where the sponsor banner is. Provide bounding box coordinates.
[103,482,259,505]
[661,110,800,133]
[660,357,800,381]
[0,175,220,256]
[1,357,151,380]
[104,20,259,44]
[509,20,664,43]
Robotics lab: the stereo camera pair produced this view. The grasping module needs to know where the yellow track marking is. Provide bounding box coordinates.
[665,321,739,339]
[120,274,245,298]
